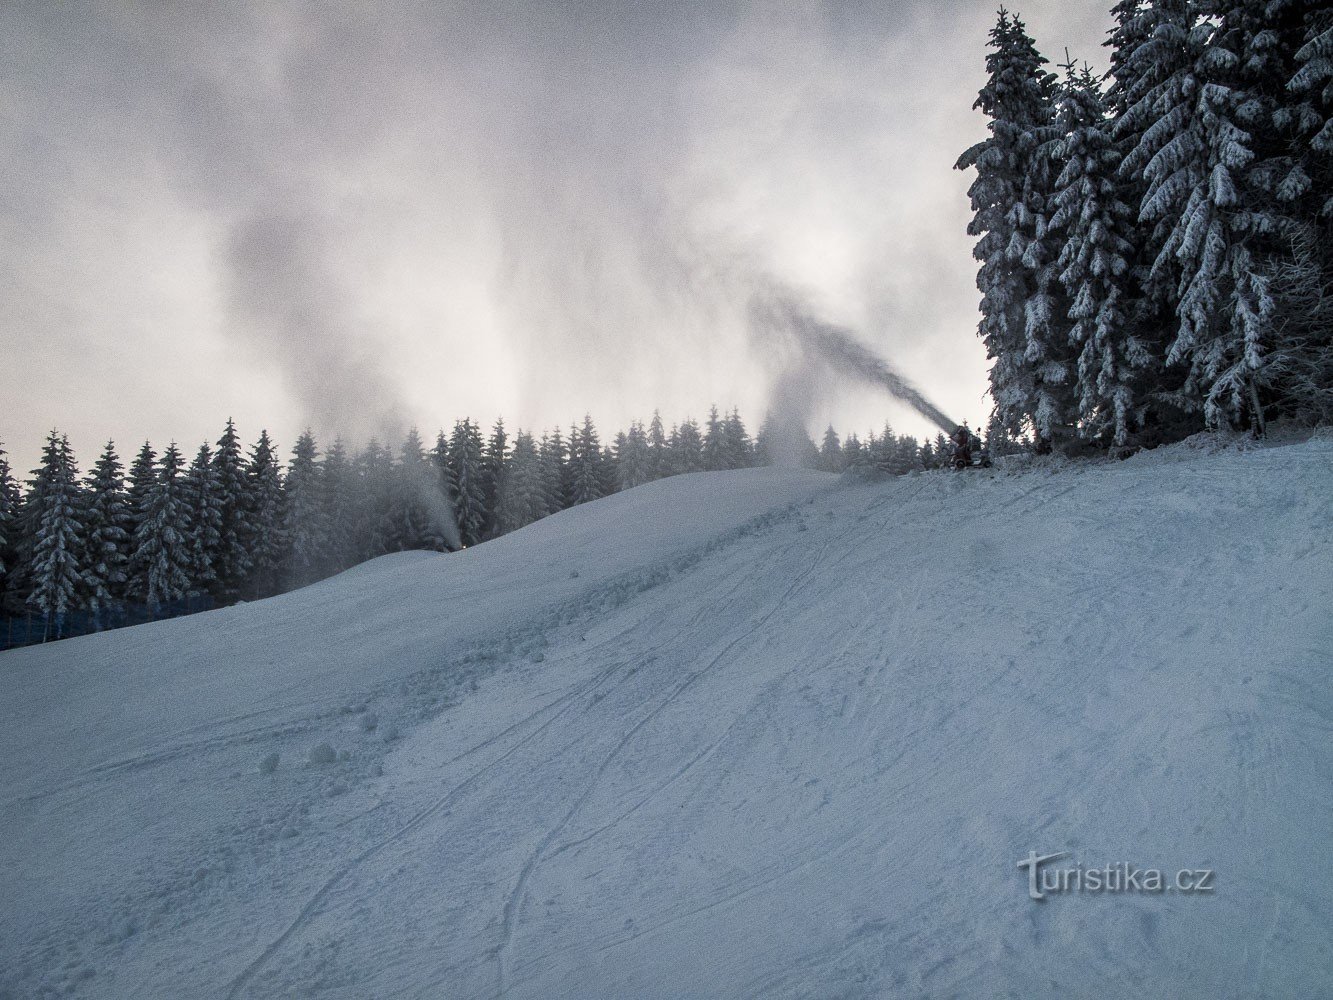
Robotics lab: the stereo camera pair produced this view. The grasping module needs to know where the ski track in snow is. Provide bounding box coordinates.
[2,439,1332,998]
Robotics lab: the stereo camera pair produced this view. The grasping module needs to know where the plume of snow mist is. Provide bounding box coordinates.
[402,460,462,553]
[749,280,959,435]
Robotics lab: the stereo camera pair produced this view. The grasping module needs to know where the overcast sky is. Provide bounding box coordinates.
[0,1,1113,473]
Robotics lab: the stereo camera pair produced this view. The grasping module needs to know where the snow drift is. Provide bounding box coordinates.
[1,436,1330,998]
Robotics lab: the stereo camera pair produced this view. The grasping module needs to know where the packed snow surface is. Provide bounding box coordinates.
[2,436,1331,998]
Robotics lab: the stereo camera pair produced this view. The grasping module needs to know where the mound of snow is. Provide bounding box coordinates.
[1,440,1330,998]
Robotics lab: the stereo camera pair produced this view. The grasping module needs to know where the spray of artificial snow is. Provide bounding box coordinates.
[750,280,959,436]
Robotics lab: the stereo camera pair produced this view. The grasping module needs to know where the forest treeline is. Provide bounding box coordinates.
[0,410,974,644]
[958,1,1332,451]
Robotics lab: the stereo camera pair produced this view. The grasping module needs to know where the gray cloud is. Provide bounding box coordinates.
[0,1,1112,471]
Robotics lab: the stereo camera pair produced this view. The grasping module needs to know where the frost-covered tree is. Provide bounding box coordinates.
[722,408,753,469]
[1051,65,1146,444]
[448,418,486,546]
[130,442,192,615]
[25,432,84,638]
[702,406,726,471]
[211,419,252,602]
[1286,3,1333,219]
[245,430,286,598]
[284,430,327,585]
[355,438,394,560]
[0,442,19,608]
[321,437,358,573]
[819,426,843,472]
[646,411,668,481]
[617,421,651,489]
[391,428,450,553]
[538,429,568,514]
[481,420,509,540]
[568,414,605,506]
[956,10,1058,440]
[497,431,546,533]
[670,418,704,474]
[1118,1,1279,429]
[81,441,132,628]
[181,443,222,597]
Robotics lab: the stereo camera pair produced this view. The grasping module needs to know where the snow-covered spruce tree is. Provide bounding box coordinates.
[703,406,726,471]
[284,430,327,585]
[919,438,938,469]
[1252,0,1333,422]
[567,414,605,506]
[25,432,84,639]
[1050,64,1147,445]
[448,418,486,547]
[211,419,253,602]
[536,430,566,514]
[1024,71,1080,445]
[393,428,450,552]
[722,408,753,469]
[617,421,651,490]
[843,432,865,468]
[819,426,843,472]
[0,442,20,610]
[497,431,547,533]
[1286,2,1333,219]
[321,437,359,573]
[646,411,668,481]
[123,441,157,603]
[81,441,132,629]
[181,443,222,598]
[671,418,704,474]
[244,430,286,599]
[481,419,509,540]
[130,442,192,617]
[1118,0,1295,431]
[956,9,1058,441]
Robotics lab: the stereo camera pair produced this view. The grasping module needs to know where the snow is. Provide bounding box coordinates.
[1,439,1331,997]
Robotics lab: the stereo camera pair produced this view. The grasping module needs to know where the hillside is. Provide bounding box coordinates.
[2,435,1330,998]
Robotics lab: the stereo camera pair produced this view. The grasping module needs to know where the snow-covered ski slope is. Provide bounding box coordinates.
[2,435,1331,999]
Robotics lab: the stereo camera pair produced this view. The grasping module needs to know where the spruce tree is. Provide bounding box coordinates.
[1051,64,1145,444]
[671,418,704,474]
[448,419,486,546]
[642,411,666,481]
[498,431,547,533]
[211,419,253,602]
[568,414,605,506]
[81,441,132,629]
[245,430,286,598]
[25,432,84,639]
[130,442,192,616]
[722,408,752,468]
[0,442,19,610]
[956,10,1058,440]
[284,430,327,585]
[538,430,568,515]
[702,406,726,471]
[819,426,843,472]
[1118,0,1281,429]
[181,443,222,597]
[394,428,450,552]
[481,419,509,540]
[124,441,157,604]
[321,437,358,572]
[617,421,651,489]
